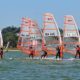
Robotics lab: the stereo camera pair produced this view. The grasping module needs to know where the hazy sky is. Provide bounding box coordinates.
[0,0,80,30]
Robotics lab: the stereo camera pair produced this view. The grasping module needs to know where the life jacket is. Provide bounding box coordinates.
[60,45,64,52]
[60,45,64,58]
[30,49,34,55]
[76,47,80,52]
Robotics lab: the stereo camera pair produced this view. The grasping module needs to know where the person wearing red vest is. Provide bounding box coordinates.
[29,46,35,59]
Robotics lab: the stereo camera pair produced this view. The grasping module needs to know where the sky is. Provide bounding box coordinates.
[0,0,80,30]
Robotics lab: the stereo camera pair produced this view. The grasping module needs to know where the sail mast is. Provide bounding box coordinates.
[53,16,62,45]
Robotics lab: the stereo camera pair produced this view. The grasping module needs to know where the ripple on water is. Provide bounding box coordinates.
[0,51,80,80]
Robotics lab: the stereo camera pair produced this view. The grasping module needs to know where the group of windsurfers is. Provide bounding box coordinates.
[56,44,80,59]
[29,46,47,59]
[0,45,80,60]
[28,44,64,59]
[28,44,80,59]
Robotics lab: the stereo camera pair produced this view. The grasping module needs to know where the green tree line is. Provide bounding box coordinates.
[2,26,20,48]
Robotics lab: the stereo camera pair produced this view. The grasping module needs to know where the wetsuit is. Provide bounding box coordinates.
[0,49,3,59]
[75,47,80,59]
[56,47,60,59]
[41,50,47,59]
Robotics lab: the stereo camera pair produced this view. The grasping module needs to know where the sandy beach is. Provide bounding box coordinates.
[4,49,20,52]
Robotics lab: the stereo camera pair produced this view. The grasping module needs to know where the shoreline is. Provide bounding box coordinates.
[4,50,20,51]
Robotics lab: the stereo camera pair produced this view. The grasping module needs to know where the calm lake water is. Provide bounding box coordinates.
[0,51,80,80]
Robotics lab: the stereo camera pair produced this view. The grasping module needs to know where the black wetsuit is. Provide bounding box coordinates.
[56,47,60,59]
[75,47,80,59]
[41,50,47,58]
[0,49,3,59]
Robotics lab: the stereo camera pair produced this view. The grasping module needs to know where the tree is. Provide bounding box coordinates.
[2,26,20,48]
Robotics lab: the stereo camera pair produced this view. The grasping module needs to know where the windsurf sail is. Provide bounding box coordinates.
[42,13,62,55]
[17,17,30,50]
[0,30,3,47]
[17,17,42,56]
[63,15,80,55]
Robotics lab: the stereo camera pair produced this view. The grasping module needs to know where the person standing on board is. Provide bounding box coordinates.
[0,48,3,59]
[60,44,64,59]
[75,45,80,59]
[56,46,61,59]
[29,46,35,59]
[41,50,48,59]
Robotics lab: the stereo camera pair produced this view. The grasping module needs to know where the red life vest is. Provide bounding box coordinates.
[76,47,80,51]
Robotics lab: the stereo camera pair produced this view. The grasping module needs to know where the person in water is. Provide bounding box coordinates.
[29,46,35,59]
[0,48,3,59]
[56,46,61,59]
[41,50,48,59]
[75,45,80,59]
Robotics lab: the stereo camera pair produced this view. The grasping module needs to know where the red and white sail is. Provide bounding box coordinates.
[63,15,80,55]
[17,18,30,50]
[42,13,62,55]
[17,17,42,55]
[63,15,80,44]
